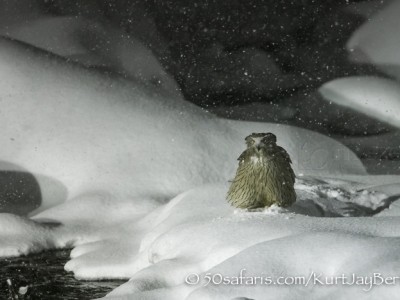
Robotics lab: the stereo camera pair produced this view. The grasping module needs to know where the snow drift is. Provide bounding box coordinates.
[318,76,400,129]
[347,0,400,81]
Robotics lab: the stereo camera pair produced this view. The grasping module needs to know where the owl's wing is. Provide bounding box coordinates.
[277,146,292,164]
[277,146,296,182]
[237,150,248,162]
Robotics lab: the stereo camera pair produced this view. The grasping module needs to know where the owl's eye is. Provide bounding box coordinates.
[262,133,277,143]
[245,138,255,146]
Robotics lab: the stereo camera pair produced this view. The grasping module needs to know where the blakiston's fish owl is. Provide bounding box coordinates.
[227,132,296,209]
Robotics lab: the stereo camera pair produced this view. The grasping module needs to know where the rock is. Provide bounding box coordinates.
[288,6,369,85]
[151,0,333,49]
[281,88,392,136]
[0,161,41,216]
[0,0,41,24]
[339,131,400,160]
[345,0,389,19]
[36,0,103,18]
[182,45,301,106]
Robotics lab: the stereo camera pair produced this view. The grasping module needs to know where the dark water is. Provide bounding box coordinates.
[0,249,126,300]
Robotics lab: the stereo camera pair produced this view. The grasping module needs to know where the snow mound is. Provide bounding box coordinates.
[319,76,400,129]
[2,176,400,299]
[347,0,400,80]
[0,36,365,216]
[98,180,400,299]
[0,15,181,97]
[0,214,55,257]
[185,232,400,300]
[2,16,91,60]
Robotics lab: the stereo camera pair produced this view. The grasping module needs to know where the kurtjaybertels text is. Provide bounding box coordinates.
[185,269,400,291]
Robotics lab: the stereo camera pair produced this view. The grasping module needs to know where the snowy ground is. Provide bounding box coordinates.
[1,3,400,299]
[2,174,400,300]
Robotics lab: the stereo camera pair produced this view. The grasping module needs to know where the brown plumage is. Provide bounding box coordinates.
[227,132,296,209]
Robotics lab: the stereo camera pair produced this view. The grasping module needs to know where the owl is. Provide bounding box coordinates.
[227,132,296,209]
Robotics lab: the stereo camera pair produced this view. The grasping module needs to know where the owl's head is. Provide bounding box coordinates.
[245,132,277,149]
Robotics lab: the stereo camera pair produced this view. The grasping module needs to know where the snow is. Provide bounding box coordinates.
[347,0,400,81]
[3,177,396,299]
[319,76,400,129]
[210,101,296,123]
[96,180,400,300]
[0,15,181,98]
[182,232,400,300]
[0,32,399,300]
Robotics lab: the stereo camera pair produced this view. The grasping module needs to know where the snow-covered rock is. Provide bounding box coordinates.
[318,76,400,129]
[0,15,181,98]
[347,0,400,80]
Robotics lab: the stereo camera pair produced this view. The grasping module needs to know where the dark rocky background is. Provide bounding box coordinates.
[35,0,377,104]
[28,0,389,136]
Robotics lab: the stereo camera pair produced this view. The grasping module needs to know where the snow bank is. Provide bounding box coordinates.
[347,0,400,80]
[0,36,365,215]
[0,214,55,257]
[319,76,400,129]
[100,179,400,300]
[3,175,400,300]
[185,232,400,300]
[0,15,181,98]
